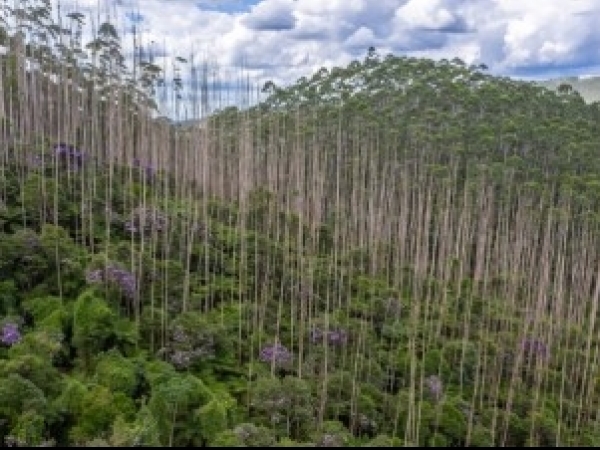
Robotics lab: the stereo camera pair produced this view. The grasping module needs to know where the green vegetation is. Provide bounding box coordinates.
[538,76,600,104]
[2,3,600,447]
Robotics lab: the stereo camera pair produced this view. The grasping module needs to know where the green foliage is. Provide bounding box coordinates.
[22,295,64,324]
[69,385,136,443]
[468,424,494,447]
[250,376,314,440]
[436,400,468,444]
[94,350,138,396]
[72,290,118,366]
[0,374,47,429]
[196,399,230,444]
[148,373,212,445]
[212,423,277,447]
[2,345,62,395]
[10,410,47,446]
[362,434,402,447]
[0,280,18,315]
[109,406,161,447]
[312,420,354,447]
[54,378,88,417]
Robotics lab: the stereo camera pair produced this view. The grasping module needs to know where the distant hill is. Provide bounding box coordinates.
[537,75,600,103]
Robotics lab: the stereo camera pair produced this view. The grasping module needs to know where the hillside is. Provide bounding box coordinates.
[538,76,600,103]
[2,6,600,448]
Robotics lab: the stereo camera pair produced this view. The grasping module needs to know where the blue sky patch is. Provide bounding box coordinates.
[125,11,144,23]
[196,0,260,14]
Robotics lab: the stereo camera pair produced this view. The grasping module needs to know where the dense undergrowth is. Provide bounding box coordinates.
[2,2,600,447]
[2,142,600,447]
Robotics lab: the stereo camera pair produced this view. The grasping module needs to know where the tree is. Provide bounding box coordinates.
[72,290,118,367]
[250,376,314,440]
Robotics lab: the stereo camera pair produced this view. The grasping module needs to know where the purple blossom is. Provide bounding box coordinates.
[53,142,69,155]
[166,346,215,369]
[71,149,85,166]
[259,343,291,364]
[310,327,324,343]
[521,338,549,360]
[52,143,86,168]
[327,329,348,346]
[1,323,21,346]
[85,264,137,300]
[85,269,104,284]
[310,327,348,346]
[105,265,137,299]
[162,326,216,370]
[131,158,155,180]
[425,375,443,401]
[145,165,155,179]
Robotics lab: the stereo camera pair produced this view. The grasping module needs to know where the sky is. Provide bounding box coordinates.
[50,0,600,115]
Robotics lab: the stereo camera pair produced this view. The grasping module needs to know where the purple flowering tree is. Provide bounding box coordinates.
[521,338,549,361]
[85,263,137,301]
[132,158,156,180]
[163,324,217,370]
[53,143,86,169]
[1,322,21,346]
[157,314,227,370]
[309,327,348,347]
[425,375,444,402]
[259,343,292,365]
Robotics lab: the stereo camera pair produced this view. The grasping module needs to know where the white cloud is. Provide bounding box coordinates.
[344,27,378,50]
[395,0,461,31]
[241,0,297,31]
[42,0,600,112]
[492,1,600,75]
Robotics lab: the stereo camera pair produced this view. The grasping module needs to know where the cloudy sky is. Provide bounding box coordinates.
[51,0,600,113]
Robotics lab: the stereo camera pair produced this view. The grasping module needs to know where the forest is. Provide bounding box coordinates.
[2,1,600,447]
